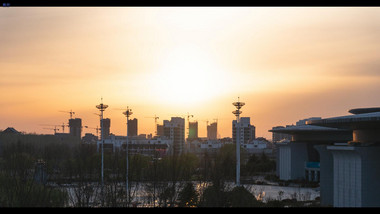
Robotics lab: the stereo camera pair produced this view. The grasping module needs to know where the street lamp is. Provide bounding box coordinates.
[123,106,133,204]
[96,98,108,188]
[232,97,245,186]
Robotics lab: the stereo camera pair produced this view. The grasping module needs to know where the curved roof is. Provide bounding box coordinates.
[348,107,380,115]
[307,111,380,129]
[269,124,347,134]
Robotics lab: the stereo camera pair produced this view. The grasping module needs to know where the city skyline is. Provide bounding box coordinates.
[2,7,380,139]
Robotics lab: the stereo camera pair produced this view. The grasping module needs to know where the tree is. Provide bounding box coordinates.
[227,186,261,207]
[198,184,227,207]
[177,182,198,207]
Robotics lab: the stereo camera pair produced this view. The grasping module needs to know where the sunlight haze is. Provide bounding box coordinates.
[2,7,380,139]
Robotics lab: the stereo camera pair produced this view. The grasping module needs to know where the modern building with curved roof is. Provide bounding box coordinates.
[307,108,380,207]
[269,118,352,183]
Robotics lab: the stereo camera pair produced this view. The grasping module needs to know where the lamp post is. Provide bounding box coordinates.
[123,106,133,205]
[96,98,108,189]
[232,97,245,186]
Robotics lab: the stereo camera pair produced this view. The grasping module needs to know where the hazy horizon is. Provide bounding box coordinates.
[2,7,380,139]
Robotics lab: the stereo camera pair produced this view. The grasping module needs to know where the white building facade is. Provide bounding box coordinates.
[163,117,185,155]
[97,135,172,157]
[232,117,255,144]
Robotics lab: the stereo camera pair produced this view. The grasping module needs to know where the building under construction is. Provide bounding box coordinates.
[207,121,218,140]
[69,118,82,139]
[100,118,111,139]
[188,121,198,140]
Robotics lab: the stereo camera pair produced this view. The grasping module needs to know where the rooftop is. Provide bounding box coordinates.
[307,107,380,129]
[269,124,347,134]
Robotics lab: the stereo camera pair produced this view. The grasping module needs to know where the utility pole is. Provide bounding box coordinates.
[232,97,245,186]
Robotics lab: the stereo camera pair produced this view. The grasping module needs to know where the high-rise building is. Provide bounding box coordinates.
[128,118,138,136]
[163,117,185,155]
[207,122,218,140]
[232,117,255,144]
[156,124,164,137]
[100,118,110,139]
[69,118,82,139]
[188,121,198,140]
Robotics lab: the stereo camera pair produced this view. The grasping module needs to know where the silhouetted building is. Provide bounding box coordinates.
[188,121,198,140]
[97,134,172,157]
[163,117,185,155]
[128,118,138,137]
[101,118,110,139]
[156,124,164,137]
[207,122,218,140]
[69,118,82,139]
[1,127,20,134]
[82,133,98,144]
[232,117,255,144]
[269,120,351,184]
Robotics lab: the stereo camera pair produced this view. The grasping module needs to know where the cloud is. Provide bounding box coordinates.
[332,60,380,78]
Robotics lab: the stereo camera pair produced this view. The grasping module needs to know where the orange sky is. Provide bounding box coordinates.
[1,7,380,139]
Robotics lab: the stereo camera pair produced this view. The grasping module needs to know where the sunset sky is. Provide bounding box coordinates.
[1,7,380,139]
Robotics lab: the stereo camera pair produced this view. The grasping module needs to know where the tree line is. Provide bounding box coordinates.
[0,135,282,207]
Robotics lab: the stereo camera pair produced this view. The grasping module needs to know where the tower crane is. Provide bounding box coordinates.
[185,113,194,138]
[59,110,75,119]
[145,115,159,134]
[199,119,209,126]
[60,122,69,133]
[42,126,59,134]
[84,126,100,138]
[169,112,193,122]
[186,112,194,123]
[39,124,62,134]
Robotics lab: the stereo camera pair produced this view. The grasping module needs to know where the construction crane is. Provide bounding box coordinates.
[39,124,63,133]
[170,112,193,123]
[93,112,101,123]
[170,113,194,137]
[43,127,59,134]
[84,126,100,138]
[186,112,193,123]
[59,110,75,119]
[145,115,159,134]
[199,119,209,126]
[145,115,159,124]
[59,122,69,133]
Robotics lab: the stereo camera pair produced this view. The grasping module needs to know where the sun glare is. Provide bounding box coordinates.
[149,45,228,106]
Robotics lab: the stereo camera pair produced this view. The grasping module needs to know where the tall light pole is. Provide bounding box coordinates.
[96,98,108,192]
[123,106,133,205]
[233,97,245,186]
